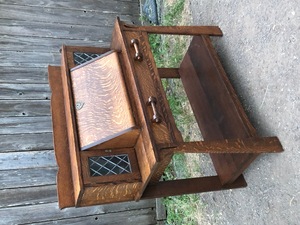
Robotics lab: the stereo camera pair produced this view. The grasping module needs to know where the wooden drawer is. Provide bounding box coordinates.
[79,147,142,206]
[123,31,177,146]
[111,22,183,199]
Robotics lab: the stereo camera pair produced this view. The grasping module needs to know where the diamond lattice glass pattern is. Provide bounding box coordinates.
[73,52,102,65]
[89,154,132,177]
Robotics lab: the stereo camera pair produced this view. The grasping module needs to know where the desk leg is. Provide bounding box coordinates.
[158,68,180,78]
[141,175,247,199]
[122,24,223,36]
[159,137,283,154]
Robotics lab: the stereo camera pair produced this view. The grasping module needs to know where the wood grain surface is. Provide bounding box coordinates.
[124,31,173,145]
[71,51,138,150]
[0,100,50,117]
[0,19,112,42]
[0,201,155,225]
[157,68,180,78]
[123,24,223,36]
[142,175,247,199]
[60,47,83,206]
[79,182,141,206]
[48,65,75,208]
[0,167,57,189]
[179,35,260,184]
[159,137,283,154]
[111,18,160,200]
[0,0,156,222]
[0,4,138,27]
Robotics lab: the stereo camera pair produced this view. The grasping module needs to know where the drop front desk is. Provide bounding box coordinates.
[48,18,283,208]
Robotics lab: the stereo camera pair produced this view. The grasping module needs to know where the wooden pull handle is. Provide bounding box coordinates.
[130,39,143,61]
[147,96,161,123]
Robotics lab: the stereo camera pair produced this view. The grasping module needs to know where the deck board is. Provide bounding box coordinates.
[0,133,53,152]
[0,84,50,99]
[0,185,58,208]
[33,208,156,225]
[0,0,157,223]
[0,0,139,11]
[0,4,138,26]
[0,201,156,225]
[0,151,56,170]
[0,67,50,83]
[0,167,57,189]
[0,116,52,134]
[0,35,110,52]
[0,19,112,41]
[0,100,50,117]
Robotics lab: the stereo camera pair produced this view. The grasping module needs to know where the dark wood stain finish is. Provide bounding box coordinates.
[179,36,259,184]
[49,17,283,208]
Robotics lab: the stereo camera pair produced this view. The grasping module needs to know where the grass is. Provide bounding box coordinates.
[148,0,186,68]
[162,154,200,225]
[145,0,201,224]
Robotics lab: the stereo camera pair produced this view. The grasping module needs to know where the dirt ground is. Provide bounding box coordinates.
[187,0,300,224]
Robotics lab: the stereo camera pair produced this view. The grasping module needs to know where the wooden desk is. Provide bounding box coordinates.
[48,17,283,208]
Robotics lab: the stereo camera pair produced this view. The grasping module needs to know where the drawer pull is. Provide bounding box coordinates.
[147,96,161,123]
[130,39,143,61]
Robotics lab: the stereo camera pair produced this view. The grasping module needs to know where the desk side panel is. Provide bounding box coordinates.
[48,65,75,208]
[61,46,84,204]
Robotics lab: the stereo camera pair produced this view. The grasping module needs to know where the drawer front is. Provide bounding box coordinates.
[124,31,176,145]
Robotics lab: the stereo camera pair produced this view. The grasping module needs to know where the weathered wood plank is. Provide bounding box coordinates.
[33,208,156,225]
[0,35,109,53]
[0,0,139,11]
[0,150,56,170]
[0,100,50,117]
[0,133,53,152]
[0,84,50,99]
[0,116,52,134]
[0,51,60,67]
[0,185,57,208]
[0,0,152,223]
[0,200,156,225]
[0,19,112,41]
[0,67,49,84]
[0,4,138,26]
[0,167,56,189]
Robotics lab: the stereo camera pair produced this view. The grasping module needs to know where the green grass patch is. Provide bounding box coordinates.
[163,0,185,26]
[164,194,199,225]
[148,0,187,68]
[147,0,200,224]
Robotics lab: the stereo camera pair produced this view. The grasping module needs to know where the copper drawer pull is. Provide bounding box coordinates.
[130,39,143,61]
[147,96,161,123]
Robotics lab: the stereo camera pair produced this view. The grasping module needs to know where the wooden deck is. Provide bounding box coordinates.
[0,0,158,224]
